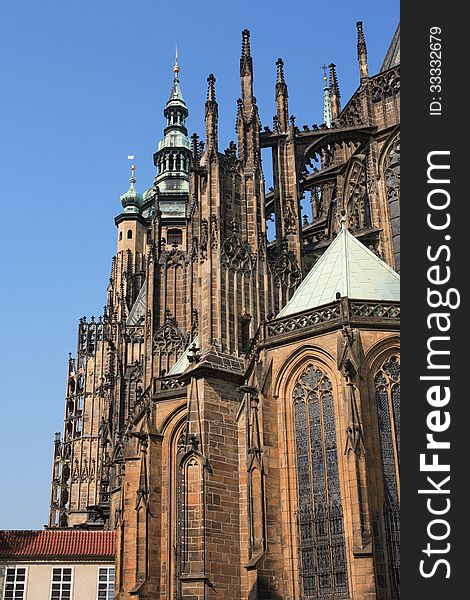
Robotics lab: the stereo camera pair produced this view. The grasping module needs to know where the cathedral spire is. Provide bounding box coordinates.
[153,52,191,194]
[240,29,254,107]
[322,64,332,128]
[240,28,253,75]
[207,73,216,103]
[356,21,369,81]
[275,58,289,132]
[329,63,341,119]
[276,58,286,93]
[168,46,184,104]
[205,74,218,153]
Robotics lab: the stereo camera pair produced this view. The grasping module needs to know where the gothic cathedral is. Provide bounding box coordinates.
[49,22,400,600]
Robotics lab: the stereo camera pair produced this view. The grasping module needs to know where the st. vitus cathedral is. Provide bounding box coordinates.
[48,21,400,600]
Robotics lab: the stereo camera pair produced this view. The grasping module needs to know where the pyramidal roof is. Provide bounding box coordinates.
[168,336,199,376]
[278,223,400,318]
[381,23,400,72]
[168,75,186,105]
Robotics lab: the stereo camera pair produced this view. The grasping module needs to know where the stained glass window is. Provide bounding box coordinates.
[375,354,400,600]
[293,364,349,599]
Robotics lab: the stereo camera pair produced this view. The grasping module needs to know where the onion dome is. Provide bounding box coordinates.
[120,164,143,213]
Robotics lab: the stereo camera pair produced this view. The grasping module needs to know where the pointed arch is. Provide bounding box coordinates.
[292,363,349,599]
[364,336,400,600]
[175,449,205,596]
[273,347,350,599]
[374,353,400,599]
[273,343,337,400]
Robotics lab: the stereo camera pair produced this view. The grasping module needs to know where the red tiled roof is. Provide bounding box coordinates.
[0,530,115,559]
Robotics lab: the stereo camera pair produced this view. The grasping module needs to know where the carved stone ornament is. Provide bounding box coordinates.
[210,214,218,248]
[200,218,208,261]
[371,66,400,103]
[346,160,371,231]
[283,196,297,234]
[339,94,362,127]
[152,311,187,355]
[221,219,255,272]
[384,135,400,204]
[270,240,301,290]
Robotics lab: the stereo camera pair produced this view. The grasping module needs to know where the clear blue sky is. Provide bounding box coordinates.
[0,0,398,529]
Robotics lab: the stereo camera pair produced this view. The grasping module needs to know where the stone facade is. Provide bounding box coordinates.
[48,22,400,600]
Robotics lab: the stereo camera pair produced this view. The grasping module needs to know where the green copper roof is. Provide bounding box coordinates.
[167,76,186,106]
[157,130,191,151]
[127,281,147,325]
[278,223,400,317]
[167,48,186,107]
[153,56,191,196]
[168,336,199,376]
[381,23,400,72]
[120,174,144,213]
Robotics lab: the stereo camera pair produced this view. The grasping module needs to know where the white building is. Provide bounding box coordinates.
[0,530,115,600]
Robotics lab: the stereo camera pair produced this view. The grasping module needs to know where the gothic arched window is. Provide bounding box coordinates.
[293,364,349,599]
[175,429,204,600]
[374,354,400,600]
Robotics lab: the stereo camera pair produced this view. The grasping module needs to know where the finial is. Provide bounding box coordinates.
[191,132,199,161]
[329,63,341,119]
[356,21,369,80]
[173,45,180,78]
[275,58,288,114]
[127,155,136,188]
[207,74,216,102]
[205,74,218,151]
[340,210,347,231]
[329,64,340,98]
[321,64,328,88]
[240,29,253,77]
[241,29,251,57]
[276,58,285,84]
[320,67,332,128]
[356,22,367,54]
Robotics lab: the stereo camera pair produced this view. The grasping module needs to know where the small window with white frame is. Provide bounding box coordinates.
[97,566,114,600]
[3,567,27,600]
[50,567,73,600]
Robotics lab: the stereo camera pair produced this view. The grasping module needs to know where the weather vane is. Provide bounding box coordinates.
[127,155,135,178]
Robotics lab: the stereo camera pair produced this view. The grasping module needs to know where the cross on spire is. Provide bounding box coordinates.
[127,155,136,187]
[173,45,180,78]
